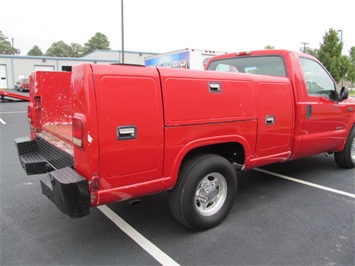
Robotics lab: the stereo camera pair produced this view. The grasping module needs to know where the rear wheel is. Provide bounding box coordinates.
[334,126,355,168]
[169,153,238,231]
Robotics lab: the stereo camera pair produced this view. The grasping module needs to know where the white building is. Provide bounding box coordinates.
[0,50,158,89]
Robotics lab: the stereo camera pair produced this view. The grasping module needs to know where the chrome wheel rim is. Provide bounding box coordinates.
[351,136,355,161]
[195,172,227,216]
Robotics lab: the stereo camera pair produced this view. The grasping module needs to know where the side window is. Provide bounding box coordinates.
[299,57,336,100]
[215,64,239,72]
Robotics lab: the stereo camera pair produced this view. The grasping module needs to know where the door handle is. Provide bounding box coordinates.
[306,105,312,119]
[266,115,275,125]
[209,82,222,93]
[117,126,137,140]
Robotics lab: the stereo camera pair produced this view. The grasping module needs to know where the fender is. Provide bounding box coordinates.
[162,134,252,189]
[336,97,355,151]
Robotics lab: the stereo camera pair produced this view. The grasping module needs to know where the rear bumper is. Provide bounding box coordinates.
[15,137,90,218]
[40,167,90,218]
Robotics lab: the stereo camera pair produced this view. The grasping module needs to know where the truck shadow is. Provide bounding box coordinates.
[106,153,347,233]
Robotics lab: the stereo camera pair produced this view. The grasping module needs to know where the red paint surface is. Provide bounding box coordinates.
[27,50,355,207]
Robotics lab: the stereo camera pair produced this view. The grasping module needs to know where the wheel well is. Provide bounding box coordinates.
[183,142,245,166]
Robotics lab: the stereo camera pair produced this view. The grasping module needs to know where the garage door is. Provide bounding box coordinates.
[0,65,8,89]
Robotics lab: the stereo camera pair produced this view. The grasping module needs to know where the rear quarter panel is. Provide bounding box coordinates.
[91,65,165,204]
[71,64,100,192]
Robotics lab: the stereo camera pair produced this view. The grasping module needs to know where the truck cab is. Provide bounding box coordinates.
[206,50,354,165]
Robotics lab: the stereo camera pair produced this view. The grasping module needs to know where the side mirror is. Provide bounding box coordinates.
[339,86,349,101]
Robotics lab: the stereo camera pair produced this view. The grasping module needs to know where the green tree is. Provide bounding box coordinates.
[45,41,72,57]
[317,28,349,83]
[347,47,355,85]
[339,55,351,85]
[83,32,110,55]
[42,41,84,58]
[27,45,43,56]
[264,45,274,49]
[0,30,20,54]
[304,47,318,57]
[68,42,84,57]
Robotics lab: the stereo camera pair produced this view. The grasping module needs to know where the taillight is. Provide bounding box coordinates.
[72,116,84,148]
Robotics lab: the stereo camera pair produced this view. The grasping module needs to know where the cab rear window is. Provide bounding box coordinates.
[207,56,287,77]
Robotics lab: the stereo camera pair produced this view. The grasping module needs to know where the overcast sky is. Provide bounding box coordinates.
[1,0,354,56]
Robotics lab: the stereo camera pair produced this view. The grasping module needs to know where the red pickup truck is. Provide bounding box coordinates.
[15,50,355,231]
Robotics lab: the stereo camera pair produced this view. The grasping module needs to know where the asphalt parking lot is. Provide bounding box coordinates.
[1,101,354,266]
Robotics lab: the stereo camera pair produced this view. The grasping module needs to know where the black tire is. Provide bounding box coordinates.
[169,153,238,231]
[334,126,355,168]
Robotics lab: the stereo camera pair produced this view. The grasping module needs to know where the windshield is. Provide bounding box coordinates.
[207,55,287,77]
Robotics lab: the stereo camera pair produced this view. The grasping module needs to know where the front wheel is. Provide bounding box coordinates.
[334,126,355,168]
[169,153,238,231]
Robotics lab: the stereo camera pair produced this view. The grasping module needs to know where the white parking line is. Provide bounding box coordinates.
[254,167,355,199]
[0,111,27,124]
[0,111,27,114]
[98,205,180,266]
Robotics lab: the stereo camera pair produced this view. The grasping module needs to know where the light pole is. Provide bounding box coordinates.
[300,42,309,53]
[337,30,343,43]
[121,0,125,63]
